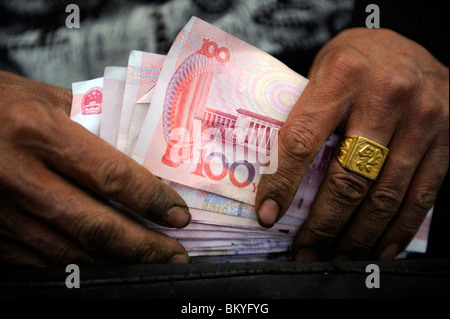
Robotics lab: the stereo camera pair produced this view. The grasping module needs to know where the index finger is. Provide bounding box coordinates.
[255,49,357,226]
[31,105,191,229]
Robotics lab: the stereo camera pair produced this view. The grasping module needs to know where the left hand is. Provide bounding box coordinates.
[255,28,449,261]
[0,71,191,266]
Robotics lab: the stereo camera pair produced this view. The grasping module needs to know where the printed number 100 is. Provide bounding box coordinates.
[197,39,231,63]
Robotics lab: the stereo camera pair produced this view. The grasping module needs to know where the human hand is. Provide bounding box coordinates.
[255,28,449,261]
[0,71,191,266]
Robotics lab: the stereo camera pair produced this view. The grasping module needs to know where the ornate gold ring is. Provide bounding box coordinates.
[336,135,389,180]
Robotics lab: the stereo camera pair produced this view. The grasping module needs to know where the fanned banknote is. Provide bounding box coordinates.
[70,77,104,136]
[70,16,433,262]
[132,17,310,204]
[116,51,165,154]
[99,66,127,147]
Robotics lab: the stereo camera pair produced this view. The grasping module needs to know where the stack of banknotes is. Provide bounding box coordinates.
[70,17,432,263]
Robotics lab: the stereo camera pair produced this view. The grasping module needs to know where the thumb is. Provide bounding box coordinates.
[37,107,191,229]
[255,75,348,227]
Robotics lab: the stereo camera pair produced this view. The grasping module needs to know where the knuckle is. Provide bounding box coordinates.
[326,171,370,208]
[411,188,437,213]
[396,215,426,241]
[379,70,420,103]
[76,214,120,252]
[134,234,182,263]
[138,242,159,262]
[347,235,376,252]
[144,183,173,213]
[323,47,368,80]
[338,231,378,259]
[311,46,369,101]
[1,101,51,143]
[416,96,445,124]
[134,240,163,263]
[259,170,302,209]
[304,222,340,248]
[52,244,78,265]
[328,47,366,76]
[367,185,403,218]
[388,74,417,98]
[279,120,319,164]
[98,158,133,197]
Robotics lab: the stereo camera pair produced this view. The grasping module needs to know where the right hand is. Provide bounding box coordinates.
[0,71,191,266]
[255,28,448,261]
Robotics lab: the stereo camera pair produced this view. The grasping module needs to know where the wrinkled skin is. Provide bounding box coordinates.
[256,28,449,261]
[0,71,191,266]
[0,27,448,266]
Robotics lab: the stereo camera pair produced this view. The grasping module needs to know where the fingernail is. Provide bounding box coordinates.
[165,206,191,228]
[380,244,399,260]
[168,253,190,264]
[258,199,279,227]
[295,248,319,261]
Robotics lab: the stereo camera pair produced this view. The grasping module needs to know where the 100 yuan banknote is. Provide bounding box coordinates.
[70,77,104,136]
[133,17,309,204]
[163,132,339,221]
[117,51,165,154]
[99,66,127,147]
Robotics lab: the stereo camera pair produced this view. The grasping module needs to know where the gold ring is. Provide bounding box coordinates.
[336,135,389,180]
